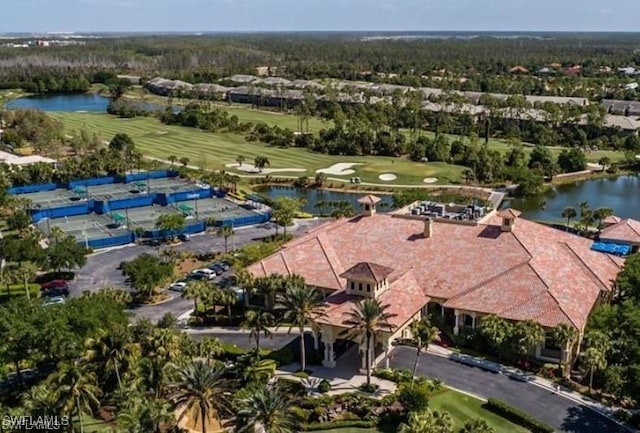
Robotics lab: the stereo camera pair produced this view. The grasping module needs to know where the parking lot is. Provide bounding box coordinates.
[69,219,326,321]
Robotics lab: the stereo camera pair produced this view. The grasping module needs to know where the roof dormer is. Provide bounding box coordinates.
[496,208,521,232]
[340,262,394,298]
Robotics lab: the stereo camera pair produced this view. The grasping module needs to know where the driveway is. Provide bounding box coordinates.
[389,346,627,433]
[69,219,325,321]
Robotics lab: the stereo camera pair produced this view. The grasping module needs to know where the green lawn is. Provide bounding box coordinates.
[51,112,466,185]
[429,389,528,433]
[0,283,41,303]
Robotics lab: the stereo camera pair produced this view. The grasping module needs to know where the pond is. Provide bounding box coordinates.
[254,186,395,215]
[503,174,640,221]
[5,93,112,112]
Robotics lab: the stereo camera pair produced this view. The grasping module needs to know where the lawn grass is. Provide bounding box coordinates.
[0,283,41,303]
[429,389,528,433]
[51,112,466,185]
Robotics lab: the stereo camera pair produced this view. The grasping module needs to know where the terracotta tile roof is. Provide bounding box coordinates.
[600,218,640,245]
[315,270,429,329]
[358,195,382,205]
[339,262,394,283]
[603,215,623,225]
[249,212,623,330]
[496,208,522,219]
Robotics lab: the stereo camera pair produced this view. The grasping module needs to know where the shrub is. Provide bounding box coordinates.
[300,420,377,431]
[359,383,379,393]
[373,367,414,383]
[266,346,295,366]
[219,343,247,360]
[396,382,430,413]
[293,370,311,379]
[318,379,331,393]
[290,407,311,423]
[484,398,554,433]
[277,377,307,397]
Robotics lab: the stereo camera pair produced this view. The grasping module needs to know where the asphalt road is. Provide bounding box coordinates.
[69,219,325,322]
[389,346,627,433]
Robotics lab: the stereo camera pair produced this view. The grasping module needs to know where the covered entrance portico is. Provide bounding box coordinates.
[317,323,396,373]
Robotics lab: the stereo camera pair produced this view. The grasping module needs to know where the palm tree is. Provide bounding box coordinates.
[197,337,224,365]
[211,286,238,325]
[236,155,245,167]
[314,172,327,187]
[118,394,175,433]
[217,225,234,253]
[510,320,545,364]
[20,384,57,418]
[398,409,454,433]
[582,347,607,393]
[235,384,295,433]
[168,155,178,167]
[342,298,397,386]
[167,361,230,433]
[84,328,138,391]
[276,276,325,372]
[410,317,440,383]
[179,157,190,168]
[183,280,212,311]
[479,315,512,348]
[551,323,578,377]
[460,419,495,433]
[593,207,614,229]
[241,310,275,351]
[49,361,102,433]
[561,206,577,231]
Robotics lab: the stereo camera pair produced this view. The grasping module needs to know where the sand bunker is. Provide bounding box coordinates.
[225,163,306,174]
[316,162,363,176]
[378,173,397,181]
[423,177,438,184]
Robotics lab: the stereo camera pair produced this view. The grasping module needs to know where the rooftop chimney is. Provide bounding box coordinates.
[424,217,433,238]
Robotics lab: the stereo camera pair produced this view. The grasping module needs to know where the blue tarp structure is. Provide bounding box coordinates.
[591,241,631,256]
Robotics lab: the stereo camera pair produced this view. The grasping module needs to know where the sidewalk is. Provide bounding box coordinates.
[273,362,397,399]
[426,344,633,432]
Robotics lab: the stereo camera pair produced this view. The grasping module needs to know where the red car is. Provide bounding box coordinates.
[40,280,69,291]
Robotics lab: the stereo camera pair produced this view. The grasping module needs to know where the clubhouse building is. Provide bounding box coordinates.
[248,196,625,370]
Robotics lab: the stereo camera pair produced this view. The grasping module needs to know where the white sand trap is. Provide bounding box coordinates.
[423,177,438,184]
[225,162,306,174]
[315,162,363,176]
[378,173,397,181]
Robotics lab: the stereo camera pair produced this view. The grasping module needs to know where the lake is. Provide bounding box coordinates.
[504,175,640,221]
[255,186,395,215]
[5,93,112,112]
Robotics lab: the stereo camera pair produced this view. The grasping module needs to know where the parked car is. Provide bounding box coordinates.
[40,280,69,291]
[218,262,230,272]
[43,296,66,306]
[178,234,191,242]
[191,269,216,280]
[207,264,224,275]
[169,281,188,292]
[42,287,70,298]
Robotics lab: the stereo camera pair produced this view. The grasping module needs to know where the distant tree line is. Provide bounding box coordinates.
[1,34,640,99]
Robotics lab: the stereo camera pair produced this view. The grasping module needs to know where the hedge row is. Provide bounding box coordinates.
[484,398,555,433]
[300,420,377,431]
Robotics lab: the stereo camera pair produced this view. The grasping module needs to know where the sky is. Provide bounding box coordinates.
[4,0,640,33]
